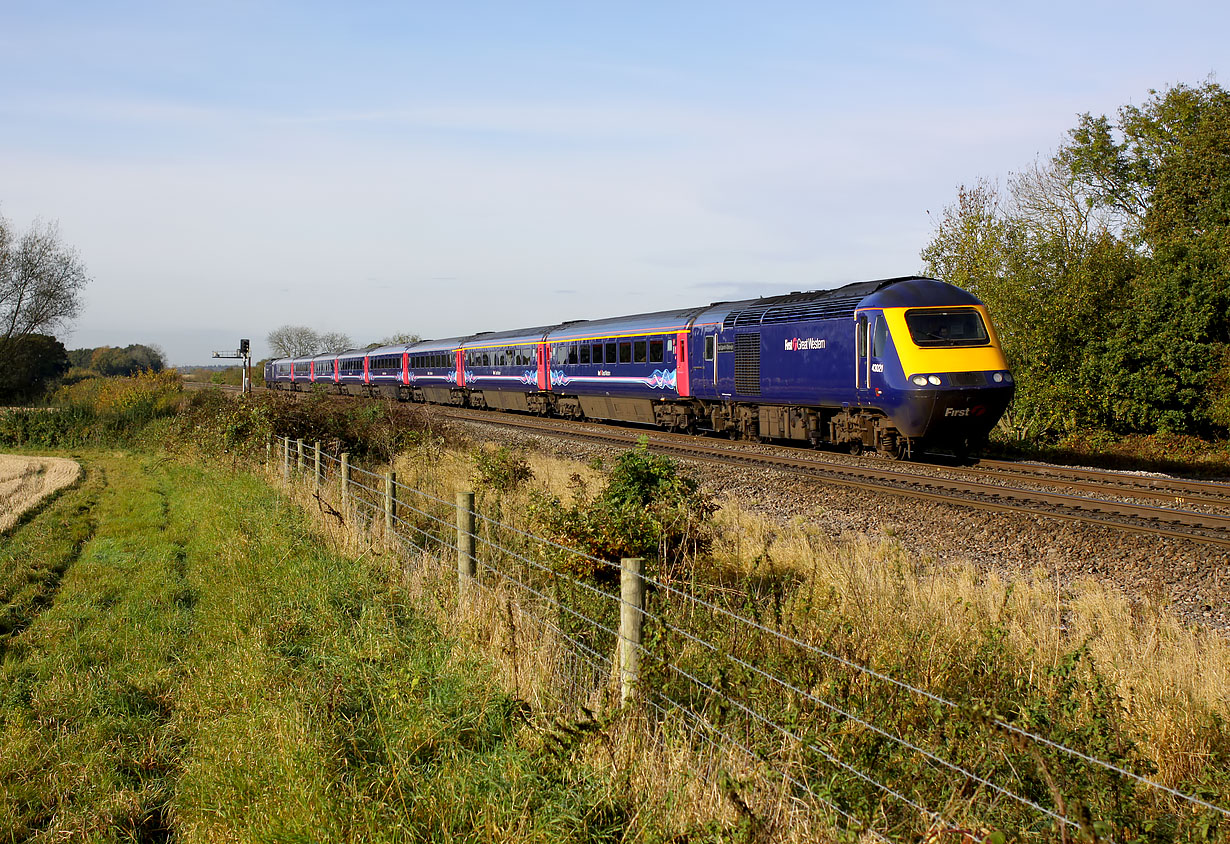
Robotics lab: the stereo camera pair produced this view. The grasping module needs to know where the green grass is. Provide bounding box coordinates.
[0,452,629,843]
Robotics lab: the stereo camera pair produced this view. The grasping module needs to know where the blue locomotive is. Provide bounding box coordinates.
[265,276,1014,458]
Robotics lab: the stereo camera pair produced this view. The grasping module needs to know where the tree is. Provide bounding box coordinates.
[0,333,69,402]
[0,214,89,366]
[317,331,353,354]
[381,332,422,345]
[266,325,320,358]
[923,80,1229,439]
[89,344,166,376]
[1062,81,1230,433]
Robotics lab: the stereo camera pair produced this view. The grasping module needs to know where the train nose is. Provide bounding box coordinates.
[897,385,1015,440]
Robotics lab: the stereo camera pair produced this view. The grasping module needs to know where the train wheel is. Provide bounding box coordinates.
[848,440,863,456]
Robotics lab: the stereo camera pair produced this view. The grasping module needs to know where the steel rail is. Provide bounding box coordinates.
[440,408,1230,548]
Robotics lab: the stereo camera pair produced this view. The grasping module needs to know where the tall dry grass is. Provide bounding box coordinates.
[711,498,1230,796]
[272,438,1230,840]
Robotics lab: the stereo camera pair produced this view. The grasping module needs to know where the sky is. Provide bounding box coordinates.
[1,1,1226,365]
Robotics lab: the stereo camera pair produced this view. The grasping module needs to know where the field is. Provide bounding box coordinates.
[0,451,625,843]
[2,378,1228,841]
[0,455,80,533]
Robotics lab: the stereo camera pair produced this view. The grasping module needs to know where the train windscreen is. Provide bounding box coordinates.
[903,308,989,347]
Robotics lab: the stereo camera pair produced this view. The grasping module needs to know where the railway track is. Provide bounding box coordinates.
[202,384,1230,548]
[436,406,1230,549]
[967,458,1230,509]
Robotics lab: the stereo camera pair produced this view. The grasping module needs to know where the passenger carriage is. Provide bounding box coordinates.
[265,276,1014,457]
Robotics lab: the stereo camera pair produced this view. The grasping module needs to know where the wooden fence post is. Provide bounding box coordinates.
[296,439,305,475]
[282,436,290,482]
[265,437,272,471]
[384,470,396,543]
[314,441,322,489]
[620,557,645,705]
[456,490,476,598]
[340,453,350,514]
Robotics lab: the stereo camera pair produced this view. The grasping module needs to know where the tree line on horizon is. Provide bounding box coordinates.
[265,325,421,358]
[922,80,1230,442]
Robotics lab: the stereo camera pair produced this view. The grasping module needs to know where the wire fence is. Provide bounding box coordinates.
[271,436,1230,842]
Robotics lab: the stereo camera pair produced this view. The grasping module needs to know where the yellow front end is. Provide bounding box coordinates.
[882,305,1009,377]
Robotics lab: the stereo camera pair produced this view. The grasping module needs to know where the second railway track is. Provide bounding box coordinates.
[437,406,1230,549]
[206,386,1230,549]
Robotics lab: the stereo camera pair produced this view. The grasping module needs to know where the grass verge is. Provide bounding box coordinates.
[0,451,629,843]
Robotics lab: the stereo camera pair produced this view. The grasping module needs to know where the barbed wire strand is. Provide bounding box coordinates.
[301,442,1230,819]
[636,604,1072,827]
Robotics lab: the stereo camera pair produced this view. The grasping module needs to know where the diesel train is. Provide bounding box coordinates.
[265,276,1014,458]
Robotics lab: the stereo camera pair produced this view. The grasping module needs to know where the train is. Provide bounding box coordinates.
[264,276,1014,459]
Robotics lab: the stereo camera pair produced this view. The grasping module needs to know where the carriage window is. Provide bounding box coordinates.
[704,336,715,361]
[634,341,647,363]
[579,345,590,365]
[619,342,632,363]
[593,344,604,364]
[666,338,674,353]
[650,340,664,363]
[605,341,617,364]
[568,345,578,364]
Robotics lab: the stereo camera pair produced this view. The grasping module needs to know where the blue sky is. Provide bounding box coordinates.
[2,1,1225,364]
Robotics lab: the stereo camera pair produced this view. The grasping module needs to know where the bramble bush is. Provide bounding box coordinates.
[527,437,717,580]
[175,389,439,463]
[472,446,535,494]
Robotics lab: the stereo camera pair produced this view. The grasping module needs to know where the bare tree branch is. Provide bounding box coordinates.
[266,325,321,357]
[0,215,89,363]
[317,331,353,354]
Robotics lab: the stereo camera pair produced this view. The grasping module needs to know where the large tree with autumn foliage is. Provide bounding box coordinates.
[923,81,1230,440]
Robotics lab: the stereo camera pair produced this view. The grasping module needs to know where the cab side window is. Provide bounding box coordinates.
[872,317,888,357]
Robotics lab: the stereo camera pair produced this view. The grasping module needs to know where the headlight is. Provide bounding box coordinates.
[927,375,942,385]
[911,375,928,386]
[992,372,1003,383]
[1005,372,1014,383]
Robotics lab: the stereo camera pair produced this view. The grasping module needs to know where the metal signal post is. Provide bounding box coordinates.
[211,338,252,394]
